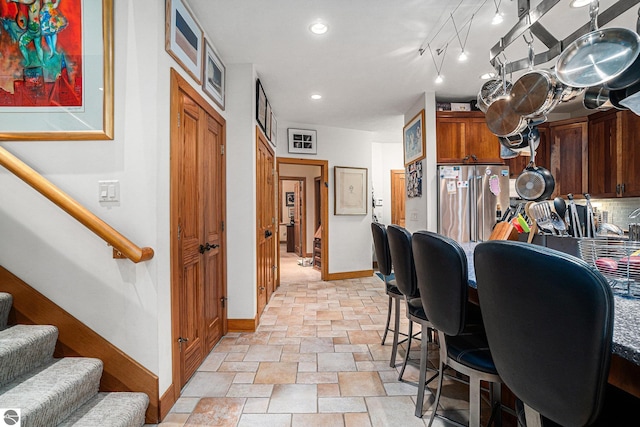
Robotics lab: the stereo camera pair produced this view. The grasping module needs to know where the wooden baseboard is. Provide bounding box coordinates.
[0,266,160,423]
[228,318,257,332]
[159,383,177,422]
[325,269,374,281]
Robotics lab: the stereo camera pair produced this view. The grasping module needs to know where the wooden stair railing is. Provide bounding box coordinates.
[0,146,154,263]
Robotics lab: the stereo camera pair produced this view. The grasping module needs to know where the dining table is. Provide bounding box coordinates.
[460,241,640,399]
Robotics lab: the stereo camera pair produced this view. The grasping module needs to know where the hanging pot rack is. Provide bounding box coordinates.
[490,0,640,74]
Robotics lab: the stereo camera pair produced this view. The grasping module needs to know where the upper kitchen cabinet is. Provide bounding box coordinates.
[503,124,550,179]
[588,109,640,198]
[436,111,503,164]
[549,117,588,198]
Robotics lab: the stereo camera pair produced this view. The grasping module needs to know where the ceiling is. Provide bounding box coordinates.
[188,0,638,141]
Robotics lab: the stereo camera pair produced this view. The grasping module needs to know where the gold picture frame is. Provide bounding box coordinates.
[403,109,426,165]
[0,0,114,141]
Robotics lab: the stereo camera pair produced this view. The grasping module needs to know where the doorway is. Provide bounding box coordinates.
[391,169,406,227]
[169,69,227,395]
[279,177,306,258]
[276,158,329,286]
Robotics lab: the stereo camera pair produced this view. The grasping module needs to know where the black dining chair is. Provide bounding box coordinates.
[371,222,406,367]
[412,231,501,425]
[386,225,437,402]
[474,240,622,427]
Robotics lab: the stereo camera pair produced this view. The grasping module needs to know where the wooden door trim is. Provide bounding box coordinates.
[276,158,329,282]
[169,68,227,407]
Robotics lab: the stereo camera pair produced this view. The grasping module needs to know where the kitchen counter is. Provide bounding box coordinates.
[460,241,640,397]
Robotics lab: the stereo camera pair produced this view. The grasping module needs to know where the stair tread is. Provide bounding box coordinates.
[0,324,58,386]
[0,357,103,427]
[57,392,149,427]
[0,292,12,330]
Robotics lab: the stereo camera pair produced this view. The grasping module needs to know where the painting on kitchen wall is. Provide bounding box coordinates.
[0,0,114,140]
[403,109,426,165]
[334,166,368,215]
[406,160,422,198]
[166,0,203,84]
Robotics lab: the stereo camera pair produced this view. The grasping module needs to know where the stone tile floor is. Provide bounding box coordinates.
[150,272,492,427]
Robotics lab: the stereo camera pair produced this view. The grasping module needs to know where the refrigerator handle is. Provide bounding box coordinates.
[477,176,484,242]
[469,175,476,242]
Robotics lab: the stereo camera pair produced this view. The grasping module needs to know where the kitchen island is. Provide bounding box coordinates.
[460,241,640,399]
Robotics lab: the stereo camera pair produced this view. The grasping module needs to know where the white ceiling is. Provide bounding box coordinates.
[188,0,638,140]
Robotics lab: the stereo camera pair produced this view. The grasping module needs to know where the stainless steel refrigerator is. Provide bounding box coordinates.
[437,164,510,243]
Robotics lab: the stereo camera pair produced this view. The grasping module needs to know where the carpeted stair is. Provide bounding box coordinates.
[0,292,149,427]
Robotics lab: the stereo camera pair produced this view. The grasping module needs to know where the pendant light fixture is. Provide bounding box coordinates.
[492,0,504,25]
[429,43,448,84]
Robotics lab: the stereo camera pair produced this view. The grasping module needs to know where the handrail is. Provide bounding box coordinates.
[0,146,154,263]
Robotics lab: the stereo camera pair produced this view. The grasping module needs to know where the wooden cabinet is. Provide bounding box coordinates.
[436,111,503,164]
[503,124,550,179]
[549,117,588,198]
[588,110,640,198]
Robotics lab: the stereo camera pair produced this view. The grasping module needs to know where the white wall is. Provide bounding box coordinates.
[277,123,374,274]
[403,92,437,234]
[371,142,403,225]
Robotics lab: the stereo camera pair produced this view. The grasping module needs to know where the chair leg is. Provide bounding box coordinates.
[469,376,481,427]
[415,332,429,417]
[389,296,401,367]
[381,294,393,345]
[427,359,445,427]
[398,320,413,380]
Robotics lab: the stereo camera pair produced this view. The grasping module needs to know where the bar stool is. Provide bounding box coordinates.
[412,231,501,425]
[474,241,622,427]
[371,222,406,367]
[386,225,437,387]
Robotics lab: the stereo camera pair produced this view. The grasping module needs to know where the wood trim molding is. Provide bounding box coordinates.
[0,266,160,423]
[227,318,257,332]
[325,270,374,281]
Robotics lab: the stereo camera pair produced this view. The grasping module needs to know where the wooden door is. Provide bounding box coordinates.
[314,177,321,232]
[619,111,640,197]
[256,128,275,316]
[588,110,619,197]
[390,170,405,227]
[171,69,227,393]
[549,119,588,197]
[293,181,305,256]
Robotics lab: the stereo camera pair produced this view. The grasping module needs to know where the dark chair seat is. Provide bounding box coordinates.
[446,332,498,375]
[387,283,403,296]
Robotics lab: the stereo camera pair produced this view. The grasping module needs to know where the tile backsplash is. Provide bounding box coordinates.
[587,197,640,231]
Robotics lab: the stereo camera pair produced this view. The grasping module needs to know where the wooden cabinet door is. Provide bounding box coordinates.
[619,111,640,197]
[466,118,502,164]
[436,118,466,163]
[549,119,588,198]
[588,110,619,197]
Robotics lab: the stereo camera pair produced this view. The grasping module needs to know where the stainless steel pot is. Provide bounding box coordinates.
[605,9,640,91]
[515,131,555,201]
[583,86,613,110]
[477,78,513,113]
[485,97,527,137]
[556,1,640,88]
[499,125,540,153]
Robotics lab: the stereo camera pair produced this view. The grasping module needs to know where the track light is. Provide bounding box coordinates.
[492,0,503,25]
[435,75,444,84]
[459,50,468,61]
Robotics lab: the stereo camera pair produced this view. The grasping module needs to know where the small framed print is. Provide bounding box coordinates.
[403,109,426,165]
[202,38,225,109]
[265,102,272,140]
[288,128,317,155]
[256,79,267,132]
[334,166,368,215]
[285,192,295,206]
[166,0,203,84]
[270,112,278,147]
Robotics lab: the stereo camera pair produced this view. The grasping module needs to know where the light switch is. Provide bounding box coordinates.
[98,180,120,203]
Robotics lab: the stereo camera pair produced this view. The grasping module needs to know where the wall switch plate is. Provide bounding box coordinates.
[98,180,120,203]
[375,198,383,206]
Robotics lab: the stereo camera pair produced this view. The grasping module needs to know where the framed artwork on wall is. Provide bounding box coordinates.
[202,38,225,109]
[270,112,278,147]
[287,128,317,154]
[166,0,203,84]
[256,79,267,132]
[285,192,295,206]
[334,166,368,215]
[265,101,272,140]
[403,109,426,165]
[0,0,114,141]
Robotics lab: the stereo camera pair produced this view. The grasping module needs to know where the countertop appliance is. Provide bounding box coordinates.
[438,164,510,243]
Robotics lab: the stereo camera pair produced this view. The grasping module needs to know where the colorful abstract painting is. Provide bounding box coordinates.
[0,0,83,109]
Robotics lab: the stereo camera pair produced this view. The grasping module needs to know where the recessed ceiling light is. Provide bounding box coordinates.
[311,94,322,100]
[480,72,497,80]
[309,22,328,35]
[570,0,591,7]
